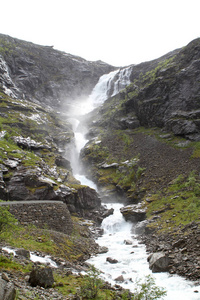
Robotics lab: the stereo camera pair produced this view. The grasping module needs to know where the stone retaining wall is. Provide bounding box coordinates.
[0,200,73,235]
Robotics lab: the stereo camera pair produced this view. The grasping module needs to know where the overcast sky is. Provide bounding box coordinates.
[1,0,200,67]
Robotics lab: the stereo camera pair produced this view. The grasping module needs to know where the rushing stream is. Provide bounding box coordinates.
[67,68,200,299]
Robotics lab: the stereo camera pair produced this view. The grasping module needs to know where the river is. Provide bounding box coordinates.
[67,68,200,299]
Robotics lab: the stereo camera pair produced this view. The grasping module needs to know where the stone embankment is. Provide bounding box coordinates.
[0,200,73,234]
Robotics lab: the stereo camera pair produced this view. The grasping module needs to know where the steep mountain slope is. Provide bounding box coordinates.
[80,38,200,280]
[86,38,200,141]
[0,33,115,108]
[81,38,200,196]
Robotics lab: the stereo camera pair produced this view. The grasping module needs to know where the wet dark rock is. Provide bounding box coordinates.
[120,204,146,223]
[106,257,118,264]
[55,156,72,170]
[29,266,54,288]
[148,252,170,273]
[101,208,114,218]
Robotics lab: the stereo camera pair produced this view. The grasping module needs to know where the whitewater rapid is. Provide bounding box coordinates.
[67,68,200,299]
[87,203,200,300]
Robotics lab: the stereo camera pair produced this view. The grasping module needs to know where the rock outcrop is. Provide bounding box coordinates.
[120,204,146,223]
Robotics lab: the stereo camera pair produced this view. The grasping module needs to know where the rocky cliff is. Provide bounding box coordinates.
[0,34,115,109]
[86,38,200,141]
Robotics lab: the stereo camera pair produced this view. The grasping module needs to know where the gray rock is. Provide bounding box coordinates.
[134,220,149,235]
[124,239,133,245]
[106,257,118,264]
[98,246,109,254]
[0,278,16,300]
[148,252,170,273]
[120,204,146,223]
[102,208,114,218]
[29,266,54,288]
[55,156,72,170]
[3,159,19,169]
[15,248,30,259]
[13,136,46,150]
[114,275,124,282]
[101,162,119,169]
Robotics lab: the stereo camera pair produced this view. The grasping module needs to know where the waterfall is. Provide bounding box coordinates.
[111,66,132,97]
[66,67,132,181]
[86,66,132,111]
[66,68,200,299]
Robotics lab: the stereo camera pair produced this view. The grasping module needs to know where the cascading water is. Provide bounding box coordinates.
[66,67,128,186]
[67,68,200,299]
[87,204,200,299]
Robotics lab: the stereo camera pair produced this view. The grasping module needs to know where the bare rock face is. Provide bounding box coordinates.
[0,34,115,109]
[124,39,200,140]
[29,266,54,288]
[0,277,16,300]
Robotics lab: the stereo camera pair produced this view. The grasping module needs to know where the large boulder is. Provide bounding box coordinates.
[15,248,30,259]
[29,266,54,288]
[120,204,146,223]
[148,252,170,273]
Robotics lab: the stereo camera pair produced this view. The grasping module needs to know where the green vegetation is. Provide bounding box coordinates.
[0,38,15,55]
[0,217,93,262]
[0,210,166,299]
[80,265,103,299]
[82,129,145,198]
[146,171,200,232]
[191,141,200,158]
[138,57,176,88]
[0,205,17,232]
[54,270,166,299]
[0,254,32,273]
[131,275,167,300]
